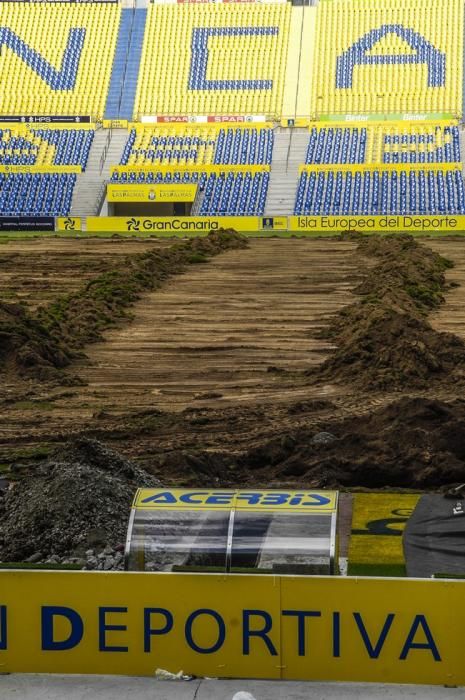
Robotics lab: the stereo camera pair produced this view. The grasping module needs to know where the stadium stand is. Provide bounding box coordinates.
[111,125,273,215]
[294,167,465,216]
[294,119,465,216]
[119,126,274,167]
[0,172,76,216]
[0,0,462,221]
[311,0,463,118]
[0,126,93,216]
[304,123,461,165]
[134,3,291,120]
[0,2,120,118]
[0,127,93,167]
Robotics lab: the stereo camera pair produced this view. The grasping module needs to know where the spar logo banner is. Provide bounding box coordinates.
[289,215,465,233]
[134,489,338,512]
[1,571,465,683]
[107,184,197,203]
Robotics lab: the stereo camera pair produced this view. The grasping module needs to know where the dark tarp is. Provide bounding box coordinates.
[403,494,465,578]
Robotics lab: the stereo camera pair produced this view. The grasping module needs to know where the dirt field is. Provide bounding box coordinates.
[0,238,172,310]
[2,235,465,458]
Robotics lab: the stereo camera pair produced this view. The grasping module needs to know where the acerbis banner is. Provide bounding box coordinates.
[0,570,464,684]
[133,489,338,512]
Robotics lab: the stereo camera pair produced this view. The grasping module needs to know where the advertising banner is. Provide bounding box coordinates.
[102,120,129,129]
[0,570,464,684]
[0,165,81,174]
[0,216,55,232]
[111,164,270,175]
[107,184,197,203]
[289,215,465,233]
[86,216,260,233]
[56,217,82,232]
[0,116,92,124]
[317,113,456,122]
[134,489,338,512]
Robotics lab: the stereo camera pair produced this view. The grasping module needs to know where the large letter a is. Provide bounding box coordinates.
[336,24,445,89]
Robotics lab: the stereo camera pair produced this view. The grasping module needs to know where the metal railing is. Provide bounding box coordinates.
[99,127,113,175]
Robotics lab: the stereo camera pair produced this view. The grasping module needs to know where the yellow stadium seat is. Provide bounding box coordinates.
[0,3,120,118]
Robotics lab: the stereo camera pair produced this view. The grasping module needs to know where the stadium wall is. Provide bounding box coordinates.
[0,569,465,684]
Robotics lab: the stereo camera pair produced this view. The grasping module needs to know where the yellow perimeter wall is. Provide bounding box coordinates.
[84,215,465,235]
[1,570,465,684]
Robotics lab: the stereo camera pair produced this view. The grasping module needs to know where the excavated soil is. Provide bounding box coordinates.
[3,233,465,562]
[311,235,465,390]
[0,231,246,381]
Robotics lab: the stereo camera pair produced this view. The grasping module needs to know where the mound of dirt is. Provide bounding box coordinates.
[0,300,72,381]
[0,229,246,382]
[242,397,465,489]
[0,438,159,561]
[311,235,465,389]
[37,229,247,353]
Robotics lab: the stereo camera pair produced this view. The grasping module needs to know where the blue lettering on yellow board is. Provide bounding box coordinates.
[141,491,178,504]
[99,607,128,653]
[243,610,278,656]
[28,606,444,662]
[0,605,6,651]
[353,612,395,659]
[41,606,83,651]
[399,615,441,661]
[282,610,321,656]
[0,27,86,90]
[140,491,333,508]
[144,608,173,653]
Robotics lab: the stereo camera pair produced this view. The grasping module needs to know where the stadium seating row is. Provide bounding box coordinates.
[120,126,274,166]
[0,0,462,120]
[135,4,291,119]
[312,0,463,118]
[0,172,75,216]
[294,168,465,215]
[305,124,461,164]
[0,3,120,118]
[0,128,93,167]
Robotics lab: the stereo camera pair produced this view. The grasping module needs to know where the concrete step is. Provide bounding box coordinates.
[71,129,129,217]
[264,127,308,215]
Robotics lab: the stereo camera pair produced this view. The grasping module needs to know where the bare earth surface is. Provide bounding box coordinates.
[76,239,360,412]
[0,237,171,310]
[2,235,465,485]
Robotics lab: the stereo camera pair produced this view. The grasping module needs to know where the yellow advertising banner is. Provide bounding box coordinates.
[0,165,81,174]
[86,216,261,234]
[102,120,128,130]
[289,215,465,233]
[107,183,197,203]
[299,163,461,173]
[56,217,82,232]
[134,489,338,512]
[0,570,465,684]
[111,164,270,175]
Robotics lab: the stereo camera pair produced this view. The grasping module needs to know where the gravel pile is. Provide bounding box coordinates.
[0,438,159,563]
